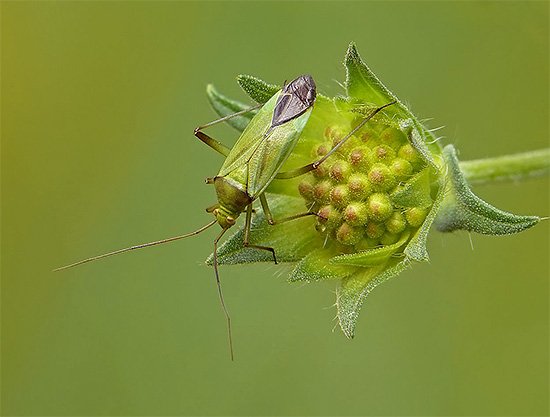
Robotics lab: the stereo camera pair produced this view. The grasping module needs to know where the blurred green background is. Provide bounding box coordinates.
[2,2,548,416]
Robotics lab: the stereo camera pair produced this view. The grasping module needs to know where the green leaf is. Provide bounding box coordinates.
[205,195,319,265]
[237,74,280,104]
[206,84,255,132]
[329,231,410,267]
[336,257,411,338]
[435,145,540,235]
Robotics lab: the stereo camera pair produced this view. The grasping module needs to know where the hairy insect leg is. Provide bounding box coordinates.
[275,101,397,180]
[194,103,263,156]
[213,227,234,361]
[259,194,317,225]
[243,204,277,264]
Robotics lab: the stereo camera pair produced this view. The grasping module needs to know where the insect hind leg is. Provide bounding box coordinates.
[243,204,277,264]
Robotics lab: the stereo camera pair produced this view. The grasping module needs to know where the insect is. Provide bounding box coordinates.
[55,74,395,359]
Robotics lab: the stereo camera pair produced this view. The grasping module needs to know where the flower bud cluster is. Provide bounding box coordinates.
[299,120,432,253]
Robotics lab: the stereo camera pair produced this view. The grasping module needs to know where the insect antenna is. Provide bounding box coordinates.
[53,220,218,272]
[213,227,234,361]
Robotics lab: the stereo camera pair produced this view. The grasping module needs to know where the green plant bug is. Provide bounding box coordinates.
[55,74,395,360]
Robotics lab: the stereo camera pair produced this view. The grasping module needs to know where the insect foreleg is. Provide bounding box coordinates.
[275,101,397,180]
[243,204,277,264]
[194,103,263,156]
[259,193,317,225]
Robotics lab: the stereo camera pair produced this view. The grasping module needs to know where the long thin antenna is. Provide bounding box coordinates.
[54,220,218,272]
[213,227,234,361]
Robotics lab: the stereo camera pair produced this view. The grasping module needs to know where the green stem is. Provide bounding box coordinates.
[459,148,550,185]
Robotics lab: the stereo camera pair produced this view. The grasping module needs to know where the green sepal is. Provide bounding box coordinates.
[404,174,446,262]
[289,248,356,283]
[206,84,254,132]
[404,119,438,169]
[205,195,319,266]
[329,231,410,267]
[336,257,412,338]
[391,168,433,209]
[345,43,439,170]
[435,145,540,235]
[344,42,395,105]
[237,74,280,104]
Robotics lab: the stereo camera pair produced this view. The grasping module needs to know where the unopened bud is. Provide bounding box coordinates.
[385,211,406,234]
[365,221,385,239]
[372,145,396,164]
[343,202,369,226]
[347,173,371,200]
[313,180,332,203]
[405,207,428,227]
[390,157,413,180]
[368,163,396,192]
[336,222,363,246]
[379,127,407,149]
[380,231,400,245]
[330,184,351,208]
[330,160,351,182]
[367,193,393,222]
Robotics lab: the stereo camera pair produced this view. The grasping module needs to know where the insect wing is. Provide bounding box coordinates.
[247,108,312,197]
[217,92,279,179]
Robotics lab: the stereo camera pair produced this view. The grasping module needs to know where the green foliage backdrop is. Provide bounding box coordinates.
[2,2,548,416]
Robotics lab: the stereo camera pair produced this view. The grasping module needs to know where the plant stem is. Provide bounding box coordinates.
[459,148,550,185]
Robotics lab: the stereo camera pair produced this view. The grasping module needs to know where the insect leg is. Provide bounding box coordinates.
[275,101,397,179]
[213,227,234,361]
[259,193,317,225]
[243,204,277,264]
[194,103,263,156]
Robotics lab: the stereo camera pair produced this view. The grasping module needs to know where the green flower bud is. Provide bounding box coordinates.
[317,205,342,230]
[298,178,315,201]
[354,237,380,251]
[380,231,400,245]
[329,160,352,182]
[372,145,396,164]
[367,193,393,221]
[385,211,406,234]
[347,173,371,200]
[313,180,332,203]
[390,157,413,180]
[405,207,428,227]
[335,134,362,155]
[365,221,385,239]
[329,184,351,208]
[368,163,396,192]
[379,126,407,149]
[312,163,330,179]
[398,143,423,167]
[313,142,331,158]
[348,146,371,170]
[343,202,369,226]
[336,222,363,246]
[207,44,542,342]
[360,128,378,145]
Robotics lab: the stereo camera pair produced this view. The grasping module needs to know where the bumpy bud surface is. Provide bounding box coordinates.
[298,115,437,252]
